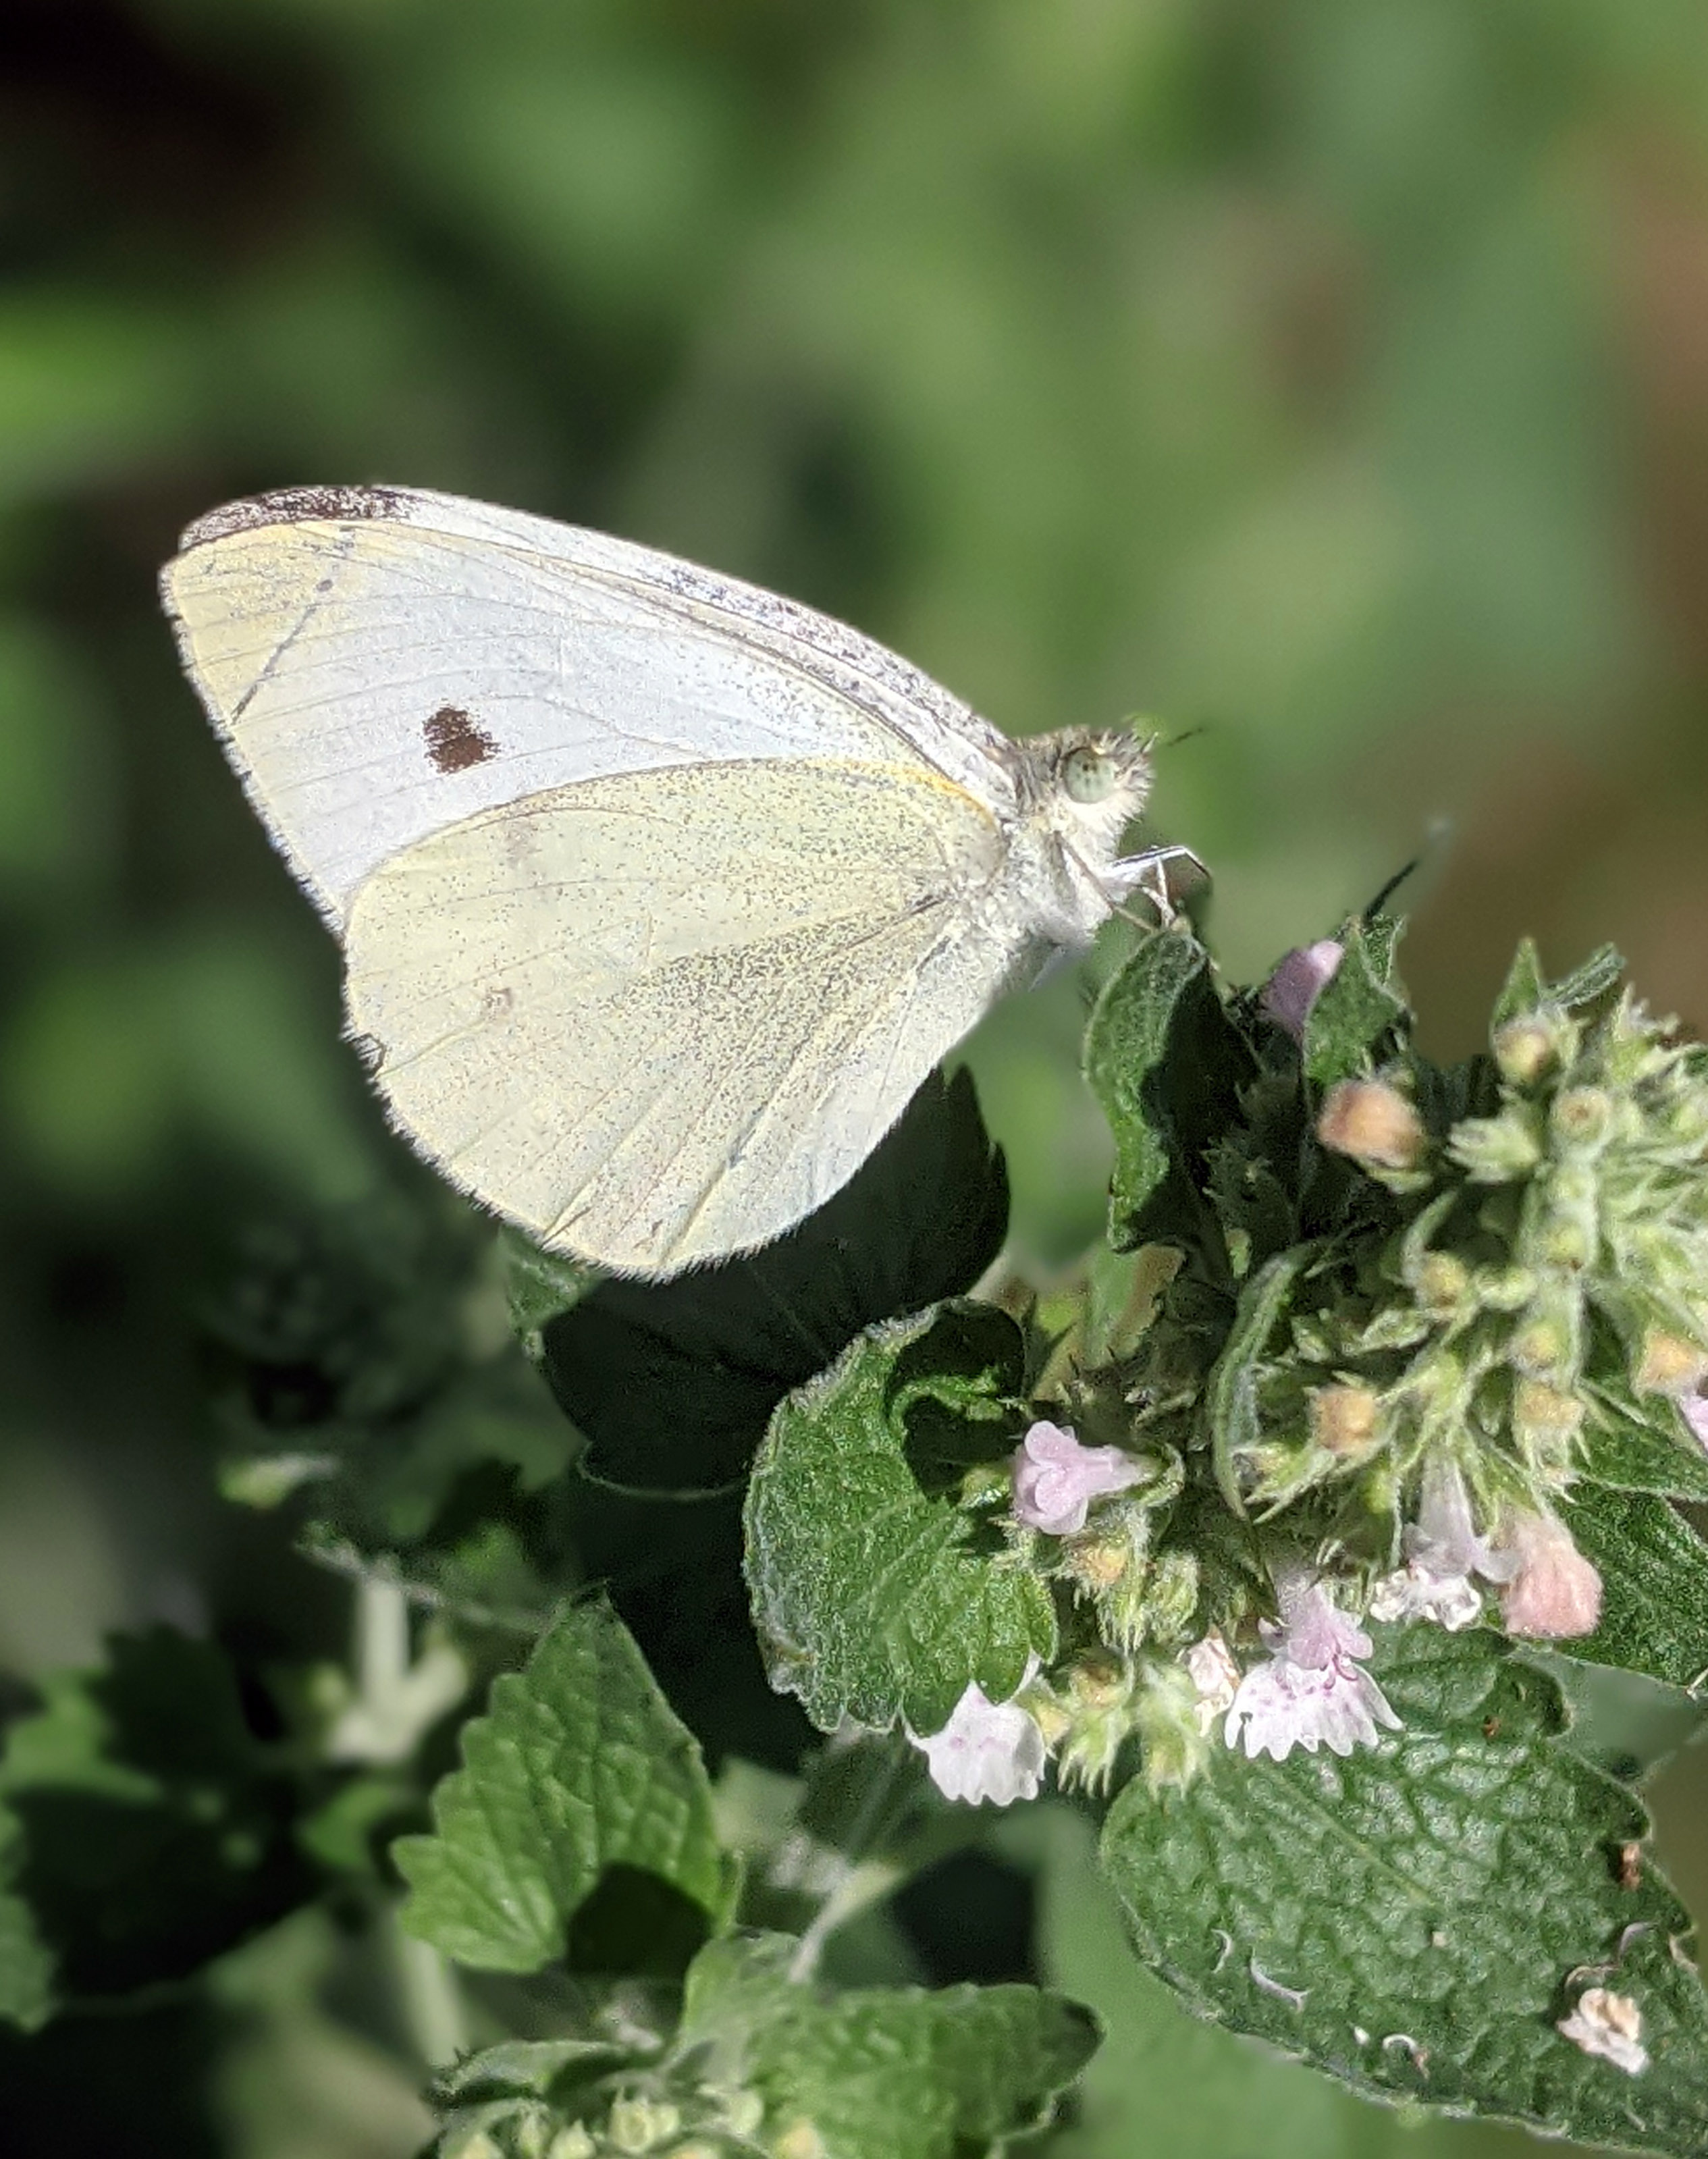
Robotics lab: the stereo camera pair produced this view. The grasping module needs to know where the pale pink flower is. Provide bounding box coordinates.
[1225,1571,1401,1762]
[1009,1419,1143,1536]
[910,1672,1047,1806]
[1184,1630,1239,1735]
[1497,1511,1603,1638]
[1558,1988,1647,2075]
[1368,1458,1513,1632]
[1262,940,1343,1042]
[1682,1388,1708,1451]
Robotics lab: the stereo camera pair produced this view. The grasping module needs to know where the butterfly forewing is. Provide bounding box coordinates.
[161,487,1021,922]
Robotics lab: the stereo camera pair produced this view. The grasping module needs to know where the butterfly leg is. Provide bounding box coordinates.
[1106,844,1209,924]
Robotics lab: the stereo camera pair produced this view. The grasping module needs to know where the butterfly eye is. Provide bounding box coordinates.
[1063,745,1117,804]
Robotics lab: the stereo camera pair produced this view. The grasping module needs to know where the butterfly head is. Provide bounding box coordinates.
[1027,726,1155,865]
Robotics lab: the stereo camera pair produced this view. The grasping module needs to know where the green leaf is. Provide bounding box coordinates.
[680,1932,1099,2159]
[0,1630,309,2021]
[205,1187,577,1611]
[1101,1626,1708,2150]
[542,1067,1008,1491]
[1565,1484,1708,1691]
[1580,1389,1708,1501]
[1551,944,1627,1013]
[1491,938,1550,1030]
[744,1303,1055,1733]
[1492,939,1625,1028]
[429,2035,639,2109]
[1302,916,1408,1088]
[1206,1245,1318,1513]
[396,1599,734,1973]
[1021,1805,1441,2158]
[1084,931,1250,1252]
[499,1225,600,1362]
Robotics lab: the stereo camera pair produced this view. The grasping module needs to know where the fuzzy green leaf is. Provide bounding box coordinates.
[1491,938,1551,1029]
[499,1225,599,1362]
[542,1067,1008,1491]
[744,1303,1054,1734]
[680,1932,1099,2159]
[1580,1392,1708,1501]
[1084,932,1250,1251]
[1302,916,1408,1088]
[1493,939,1625,1028]
[396,1600,733,1972]
[1566,1483,1708,1692]
[1102,1625,1708,2150]
[1206,1245,1318,1512]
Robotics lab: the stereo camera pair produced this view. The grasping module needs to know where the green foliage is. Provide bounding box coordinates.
[1566,1485,1708,1691]
[745,1302,1055,1734]
[14,5,1708,2151]
[541,1067,1008,1490]
[427,1932,1097,2159]
[396,1600,735,1973]
[678,1934,1099,2159]
[0,1630,311,2027]
[1084,931,1250,1252]
[1300,916,1409,1088]
[1103,1626,1708,2152]
[204,1185,578,1624]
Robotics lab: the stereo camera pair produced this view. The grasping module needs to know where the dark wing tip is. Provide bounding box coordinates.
[178,483,412,552]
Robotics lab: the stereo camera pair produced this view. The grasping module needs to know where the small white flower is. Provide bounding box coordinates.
[1262,940,1343,1042]
[1682,1387,1708,1452]
[1368,1459,1512,1632]
[910,1672,1047,1806]
[1497,1510,1603,1638]
[1009,1419,1143,1536]
[1558,1987,1648,2075]
[1184,1629,1240,1734]
[1225,1572,1401,1762]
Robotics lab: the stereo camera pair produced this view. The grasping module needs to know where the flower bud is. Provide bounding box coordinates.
[1492,1012,1571,1086]
[1309,1381,1383,1459]
[1141,1548,1201,1643]
[1634,1329,1708,1400]
[1056,1653,1139,1795]
[1133,1661,1212,1792]
[1511,1377,1585,1466]
[548,2127,596,2159]
[1318,1080,1426,1172]
[1497,1512,1603,1638]
[771,2121,830,2159]
[1508,1283,1582,1382]
[1412,1250,1472,1318]
[1262,940,1343,1041]
[609,2097,681,2154]
[1550,1086,1615,1152]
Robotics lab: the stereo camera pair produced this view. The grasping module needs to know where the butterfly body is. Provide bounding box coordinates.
[162,485,1185,1275]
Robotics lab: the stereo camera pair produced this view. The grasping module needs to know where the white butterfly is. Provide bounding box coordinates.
[161,486,1198,1277]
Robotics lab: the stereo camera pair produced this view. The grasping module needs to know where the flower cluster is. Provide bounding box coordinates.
[1219,947,1708,1541]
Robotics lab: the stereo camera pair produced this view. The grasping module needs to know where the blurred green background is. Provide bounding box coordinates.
[7,2,1708,2153]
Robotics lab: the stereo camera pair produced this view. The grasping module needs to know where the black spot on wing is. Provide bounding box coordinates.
[423,705,498,774]
[178,484,410,551]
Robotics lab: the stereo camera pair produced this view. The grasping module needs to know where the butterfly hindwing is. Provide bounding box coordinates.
[343,756,1023,1273]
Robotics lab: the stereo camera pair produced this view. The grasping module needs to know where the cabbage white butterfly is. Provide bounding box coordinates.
[161,486,1196,1276]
